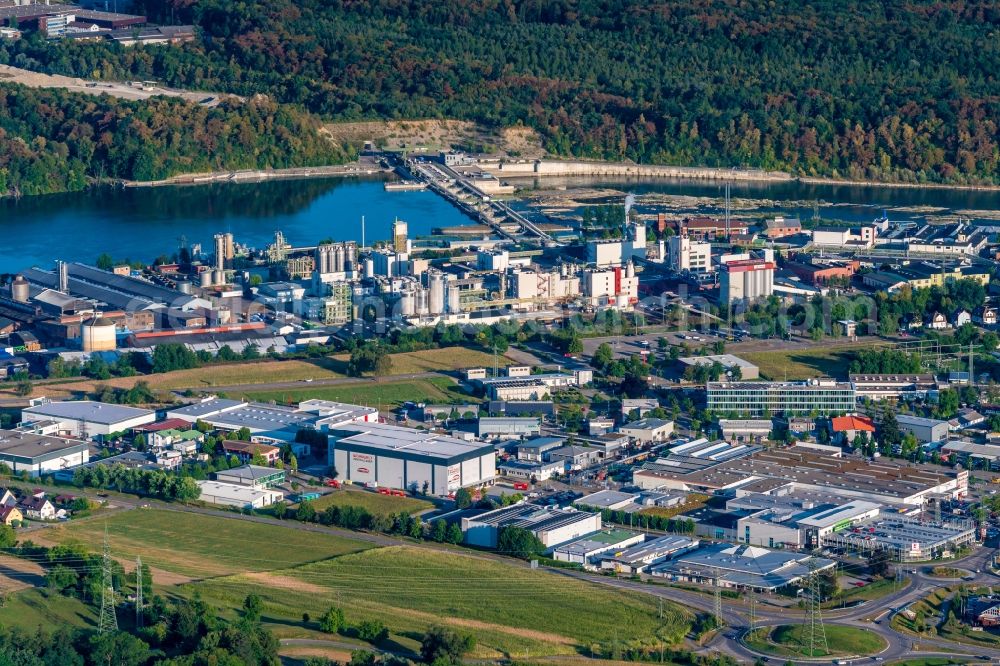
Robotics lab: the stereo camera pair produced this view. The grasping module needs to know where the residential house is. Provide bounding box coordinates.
[927,312,949,330]
[18,496,55,521]
[221,440,280,465]
[0,506,22,526]
[830,415,875,445]
[975,306,997,327]
[954,310,972,328]
[0,489,16,507]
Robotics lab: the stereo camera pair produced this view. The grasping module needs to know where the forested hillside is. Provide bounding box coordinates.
[0,85,349,196]
[3,0,999,184]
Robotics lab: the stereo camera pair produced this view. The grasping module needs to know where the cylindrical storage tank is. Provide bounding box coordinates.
[10,275,29,303]
[200,271,213,288]
[333,244,345,273]
[447,285,461,313]
[213,269,226,286]
[428,272,446,315]
[176,280,192,295]
[415,288,429,315]
[399,291,415,317]
[81,316,117,352]
[616,294,629,308]
[364,258,374,278]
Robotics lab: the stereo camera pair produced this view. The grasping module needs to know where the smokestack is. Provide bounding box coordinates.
[57,261,68,293]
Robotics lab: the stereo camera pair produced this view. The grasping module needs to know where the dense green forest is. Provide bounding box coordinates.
[2,0,999,184]
[0,84,349,196]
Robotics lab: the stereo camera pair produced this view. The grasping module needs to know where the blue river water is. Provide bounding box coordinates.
[1,174,1000,273]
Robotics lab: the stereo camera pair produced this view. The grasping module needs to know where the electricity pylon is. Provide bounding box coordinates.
[98,526,118,634]
[804,561,828,657]
[135,555,144,629]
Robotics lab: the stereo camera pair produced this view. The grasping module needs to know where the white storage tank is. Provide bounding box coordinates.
[81,315,116,352]
[399,290,415,317]
[446,284,461,313]
[10,275,29,303]
[200,271,213,288]
[427,271,446,315]
[213,269,226,286]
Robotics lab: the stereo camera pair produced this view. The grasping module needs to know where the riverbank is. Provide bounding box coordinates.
[122,162,390,188]
[478,157,1000,192]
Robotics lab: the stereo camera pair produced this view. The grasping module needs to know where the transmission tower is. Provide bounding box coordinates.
[98,526,118,634]
[804,561,828,657]
[747,588,758,639]
[712,567,723,626]
[135,555,144,629]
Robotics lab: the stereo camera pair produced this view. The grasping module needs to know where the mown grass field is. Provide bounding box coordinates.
[741,342,877,380]
[331,347,510,375]
[823,576,908,609]
[305,489,433,516]
[0,589,97,631]
[243,376,469,409]
[40,510,371,579]
[745,624,886,658]
[185,545,692,658]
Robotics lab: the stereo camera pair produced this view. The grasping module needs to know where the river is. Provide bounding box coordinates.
[0,176,470,274]
[2,174,1000,274]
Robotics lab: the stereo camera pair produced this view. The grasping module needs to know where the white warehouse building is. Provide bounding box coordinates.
[21,400,156,439]
[329,422,497,495]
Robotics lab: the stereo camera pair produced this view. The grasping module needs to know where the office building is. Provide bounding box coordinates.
[706,379,856,416]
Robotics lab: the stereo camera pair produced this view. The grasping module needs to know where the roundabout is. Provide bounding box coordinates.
[742,624,888,660]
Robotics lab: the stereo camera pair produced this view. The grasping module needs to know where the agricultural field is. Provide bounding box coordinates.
[187,545,693,658]
[331,347,511,376]
[243,376,470,409]
[741,343,875,380]
[0,589,96,631]
[305,489,434,517]
[38,509,371,579]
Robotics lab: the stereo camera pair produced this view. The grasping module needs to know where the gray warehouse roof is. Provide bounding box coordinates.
[23,401,154,425]
[0,430,89,463]
[330,422,496,463]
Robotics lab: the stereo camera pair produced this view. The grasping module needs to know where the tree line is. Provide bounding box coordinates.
[0,82,350,198]
[4,1,1000,184]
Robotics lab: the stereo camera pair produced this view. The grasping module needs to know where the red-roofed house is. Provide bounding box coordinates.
[831,415,875,445]
[222,440,280,465]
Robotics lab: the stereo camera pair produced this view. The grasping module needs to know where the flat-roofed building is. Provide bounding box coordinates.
[462,503,601,548]
[576,490,641,511]
[476,417,541,438]
[214,464,285,489]
[897,414,950,444]
[599,535,699,574]
[21,400,155,439]
[552,529,645,568]
[677,354,760,380]
[618,418,674,444]
[329,422,496,495]
[706,379,856,416]
[196,480,284,510]
[497,459,563,482]
[718,419,772,442]
[653,543,836,591]
[822,516,975,561]
[849,374,936,401]
[0,430,89,476]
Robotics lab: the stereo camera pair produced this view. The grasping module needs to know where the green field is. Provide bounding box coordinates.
[741,343,879,380]
[745,624,886,658]
[306,489,434,516]
[823,577,909,609]
[243,376,470,409]
[0,588,97,631]
[186,545,692,658]
[42,509,371,578]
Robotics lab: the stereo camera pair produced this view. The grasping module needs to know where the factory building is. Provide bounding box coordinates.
[196,480,284,510]
[719,257,775,305]
[667,235,712,273]
[0,430,90,476]
[677,354,760,380]
[653,543,836,592]
[706,379,856,416]
[552,529,645,568]
[896,414,950,444]
[583,262,638,309]
[21,400,155,439]
[329,422,497,495]
[461,503,601,548]
[167,398,377,441]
